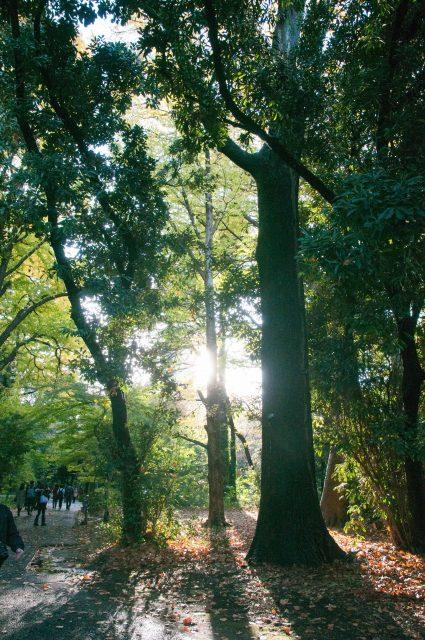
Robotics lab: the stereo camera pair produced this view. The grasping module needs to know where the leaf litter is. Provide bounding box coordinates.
[78,509,424,639]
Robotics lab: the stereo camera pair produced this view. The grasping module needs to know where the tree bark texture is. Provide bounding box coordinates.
[397,317,425,551]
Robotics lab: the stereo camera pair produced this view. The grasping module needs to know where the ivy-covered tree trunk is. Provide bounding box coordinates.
[247,151,344,564]
[320,449,348,528]
[108,383,143,543]
[397,317,425,551]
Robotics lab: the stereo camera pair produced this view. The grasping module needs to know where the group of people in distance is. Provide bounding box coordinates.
[14,481,78,526]
[51,484,77,511]
[1,481,82,569]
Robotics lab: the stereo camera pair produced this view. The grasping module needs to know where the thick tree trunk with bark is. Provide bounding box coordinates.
[320,449,348,529]
[397,317,425,551]
[247,151,344,565]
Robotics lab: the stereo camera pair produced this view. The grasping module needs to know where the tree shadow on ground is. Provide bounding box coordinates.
[2,533,256,640]
[1,562,136,639]
[2,510,423,640]
[205,528,257,640]
[137,526,257,639]
[231,510,423,640]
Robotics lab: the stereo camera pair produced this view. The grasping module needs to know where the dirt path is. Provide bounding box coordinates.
[0,501,91,638]
[0,507,423,640]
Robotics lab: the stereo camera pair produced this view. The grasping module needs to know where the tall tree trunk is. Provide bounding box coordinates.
[320,449,348,529]
[247,151,344,564]
[218,312,236,493]
[204,386,227,526]
[203,150,227,526]
[108,382,143,543]
[397,316,425,551]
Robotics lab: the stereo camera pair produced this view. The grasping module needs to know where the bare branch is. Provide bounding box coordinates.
[197,389,207,405]
[0,252,12,294]
[5,239,45,278]
[168,220,205,280]
[180,188,204,244]
[0,292,67,349]
[0,335,41,371]
[243,213,258,228]
[235,429,254,467]
[218,218,250,246]
[175,432,208,449]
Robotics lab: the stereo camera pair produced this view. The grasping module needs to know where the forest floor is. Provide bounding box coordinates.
[0,506,423,640]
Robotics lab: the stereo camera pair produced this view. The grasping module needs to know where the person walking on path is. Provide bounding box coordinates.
[26,481,36,515]
[34,487,49,527]
[57,486,64,510]
[15,484,26,517]
[0,503,24,568]
[52,484,59,509]
[65,485,73,511]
